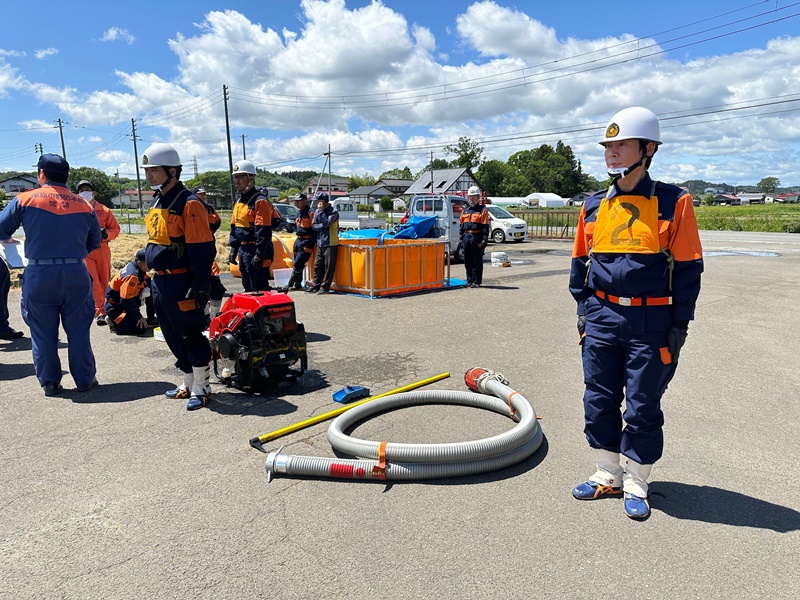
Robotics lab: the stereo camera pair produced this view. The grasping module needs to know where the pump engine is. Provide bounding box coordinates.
[209,291,307,391]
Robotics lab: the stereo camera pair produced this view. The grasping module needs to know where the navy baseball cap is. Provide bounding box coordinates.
[192,186,206,194]
[37,153,70,176]
[135,248,146,263]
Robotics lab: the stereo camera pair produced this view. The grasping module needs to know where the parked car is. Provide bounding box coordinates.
[486,205,528,243]
[273,203,299,233]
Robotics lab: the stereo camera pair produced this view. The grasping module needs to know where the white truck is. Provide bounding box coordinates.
[331,197,385,231]
[405,194,470,262]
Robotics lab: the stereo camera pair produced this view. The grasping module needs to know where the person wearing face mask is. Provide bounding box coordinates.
[142,143,215,411]
[76,180,120,326]
[0,154,101,396]
[569,107,703,520]
[227,159,281,292]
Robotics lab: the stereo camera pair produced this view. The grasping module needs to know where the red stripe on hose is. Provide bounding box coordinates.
[330,463,355,478]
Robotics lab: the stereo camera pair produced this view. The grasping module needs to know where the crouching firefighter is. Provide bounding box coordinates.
[104,248,156,335]
[285,192,315,291]
[227,159,280,292]
[142,143,216,411]
[568,107,704,519]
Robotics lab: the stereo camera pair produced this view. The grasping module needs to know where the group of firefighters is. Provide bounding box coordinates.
[0,105,703,521]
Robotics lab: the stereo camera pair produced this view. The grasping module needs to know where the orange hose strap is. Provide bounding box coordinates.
[506,391,518,418]
[372,441,388,480]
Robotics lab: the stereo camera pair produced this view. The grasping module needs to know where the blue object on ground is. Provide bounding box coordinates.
[332,385,371,403]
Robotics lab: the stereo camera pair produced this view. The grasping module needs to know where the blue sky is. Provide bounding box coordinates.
[2,0,800,187]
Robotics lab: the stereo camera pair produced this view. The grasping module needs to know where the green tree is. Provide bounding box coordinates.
[443,136,485,169]
[757,177,780,194]
[185,170,235,207]
[67,167,115,207]
[348,174,376,190]
[379,167,413,180]
[379,195,393,211]
[702,193,715,206]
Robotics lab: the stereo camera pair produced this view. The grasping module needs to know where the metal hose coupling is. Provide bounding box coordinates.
[264,368,543,483]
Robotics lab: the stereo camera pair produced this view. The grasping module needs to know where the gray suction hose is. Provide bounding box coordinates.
[265,368,543,482]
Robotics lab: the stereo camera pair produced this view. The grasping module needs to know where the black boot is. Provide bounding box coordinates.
[288,270,303,290]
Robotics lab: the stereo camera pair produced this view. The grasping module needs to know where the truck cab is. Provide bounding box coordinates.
[406,194,470,262]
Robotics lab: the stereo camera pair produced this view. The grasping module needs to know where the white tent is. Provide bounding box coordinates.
[524,193,565,208]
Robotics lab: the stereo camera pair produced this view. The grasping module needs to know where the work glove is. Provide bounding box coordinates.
[577,315,586,337]
[668,321,689,362]
[185,288,209,312]
[101,228,109,240]
[227,247,237,265]
[251,254,264,270]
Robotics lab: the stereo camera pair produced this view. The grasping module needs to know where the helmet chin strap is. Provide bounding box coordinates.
[607,156,646,180]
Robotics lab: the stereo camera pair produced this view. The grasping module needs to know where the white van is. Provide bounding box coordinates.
[486,205,528,243]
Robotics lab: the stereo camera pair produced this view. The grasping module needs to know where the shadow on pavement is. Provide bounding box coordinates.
[0,362,36,380]
[67,381,177,403]
[651,482,800,532]
[205,368,330,417]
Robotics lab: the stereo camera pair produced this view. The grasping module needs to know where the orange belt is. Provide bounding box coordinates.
[155,268,189,275]
[596,290,672,307]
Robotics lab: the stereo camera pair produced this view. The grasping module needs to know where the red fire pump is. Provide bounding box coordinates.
[208,291,307,391]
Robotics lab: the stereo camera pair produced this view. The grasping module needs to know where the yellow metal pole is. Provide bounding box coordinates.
[249,372,450,449]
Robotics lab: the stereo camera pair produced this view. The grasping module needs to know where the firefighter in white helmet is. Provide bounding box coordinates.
[228,159,281,291]
[459,185,489,287]
[569,107,704,519]
[142,143,215,411]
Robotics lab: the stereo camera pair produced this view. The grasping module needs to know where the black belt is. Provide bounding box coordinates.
[27,258,83,265]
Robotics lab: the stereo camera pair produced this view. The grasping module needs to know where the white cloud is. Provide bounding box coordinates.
[34,48,58,60]
[13,3,800,184]
[0,49,26,58]
[18,119,58,132]
[101,27,136,44]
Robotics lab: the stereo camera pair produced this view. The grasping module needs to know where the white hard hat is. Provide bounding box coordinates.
[600,106,661,146]
[233,159,257,176]
[141,143,181,167]
[467,185,481,196]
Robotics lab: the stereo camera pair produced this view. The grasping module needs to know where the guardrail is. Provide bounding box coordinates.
[510,209,579,239]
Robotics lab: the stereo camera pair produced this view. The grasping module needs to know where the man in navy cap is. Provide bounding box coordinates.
[0,154,102,396]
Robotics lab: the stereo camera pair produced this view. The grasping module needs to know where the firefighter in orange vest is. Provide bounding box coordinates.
[227,159,280,292]
[459,185,490,288]
[77,180,120,325]
[142,144,215,411]
[569,107,703,519]
[104,248,156,335]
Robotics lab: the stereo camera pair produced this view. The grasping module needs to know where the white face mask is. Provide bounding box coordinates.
[150,184,162,191]
[79,191,94,201]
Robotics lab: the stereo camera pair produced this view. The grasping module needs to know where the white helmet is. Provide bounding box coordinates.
[141,143,181,167]
[233,159,257,176]
[600,107,661,146]
[467,185,481,196]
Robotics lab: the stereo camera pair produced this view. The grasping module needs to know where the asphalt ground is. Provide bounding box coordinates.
[1,231,798,599]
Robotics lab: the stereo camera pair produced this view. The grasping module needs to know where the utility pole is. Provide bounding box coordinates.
[35,143,43,156]
[54,119,66,158]
[223,85,236,207]
[131,118,144,216]
[241,134,247,160]
[192,155,199,180]
[430,151,434,191]
[327,144,332,195]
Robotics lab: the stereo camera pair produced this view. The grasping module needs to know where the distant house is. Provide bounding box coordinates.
[349,184,395,204]
[772,193,799,204]
[375,178,414,196]
[737,192,765,205]
[403,167,479,197]
[302,175,350,198]
[569,191,595,206]
[110,189,156,210]
[0,175,39,196]
[713,193,739,205]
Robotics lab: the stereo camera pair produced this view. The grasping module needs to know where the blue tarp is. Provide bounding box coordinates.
[339,216,437,243]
